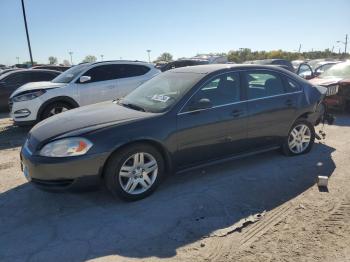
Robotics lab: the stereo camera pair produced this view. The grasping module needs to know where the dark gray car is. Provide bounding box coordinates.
[21,64,328,201]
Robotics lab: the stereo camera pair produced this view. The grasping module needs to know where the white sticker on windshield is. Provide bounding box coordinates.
[151,94,170,102]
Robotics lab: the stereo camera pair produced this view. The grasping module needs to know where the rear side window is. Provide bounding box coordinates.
[244,71,285,99]
[118,65,150,78]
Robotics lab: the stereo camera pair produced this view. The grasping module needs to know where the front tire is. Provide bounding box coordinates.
[104,143,165,201]
[282,119,315,156]
[40,102,72,120]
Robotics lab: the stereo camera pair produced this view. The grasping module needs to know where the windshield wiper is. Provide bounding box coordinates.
[120,102,146,112]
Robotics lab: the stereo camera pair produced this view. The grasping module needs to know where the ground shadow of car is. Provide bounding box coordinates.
[0,124,30,150]
[330,113,350,127]
[0,143,335,261]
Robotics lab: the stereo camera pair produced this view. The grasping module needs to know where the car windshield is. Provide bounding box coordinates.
[120,71,204,113]
[319,62,350,79]
[51,64,89,83]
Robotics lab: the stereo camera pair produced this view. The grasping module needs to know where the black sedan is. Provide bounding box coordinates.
[21,64,327,201]
[0,69,60,111]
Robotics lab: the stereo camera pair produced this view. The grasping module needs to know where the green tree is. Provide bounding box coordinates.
[157,52,173,62]
[82,55,97,63]
[48,56,58,65]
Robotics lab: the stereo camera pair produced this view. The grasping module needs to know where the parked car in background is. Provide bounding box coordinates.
[244,59,295,72]
[309,61,350,111]
[0,69,60,111]
[32,65,71,72]
[160,59,209,72]
[9,61,160,125]
[20,64,329,201]
[0,68,20,76]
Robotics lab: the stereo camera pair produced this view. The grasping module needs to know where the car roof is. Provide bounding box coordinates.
[169,64,293,74]
[81,60,152,67]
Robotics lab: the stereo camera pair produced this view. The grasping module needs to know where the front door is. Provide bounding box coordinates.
[76,64,119,106]
[175,72,248,168]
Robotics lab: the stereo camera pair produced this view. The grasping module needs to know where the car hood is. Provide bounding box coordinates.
[10,81,66,98]
[29,101,156,145]
[309,77,344,87]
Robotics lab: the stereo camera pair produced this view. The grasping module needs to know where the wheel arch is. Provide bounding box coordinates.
[38,96,79,120]
[101,139,173,178]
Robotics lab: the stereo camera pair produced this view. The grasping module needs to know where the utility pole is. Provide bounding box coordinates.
[146,50,151,63]
[68,51,73,65]
[16,57,20,64]
[298,44,302,53]
[100,54,104,61]
[21,0,34,66]
[337,34,348,55]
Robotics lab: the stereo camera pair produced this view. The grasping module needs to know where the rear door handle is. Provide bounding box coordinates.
[285,99,293,106]
[231,109,243,117]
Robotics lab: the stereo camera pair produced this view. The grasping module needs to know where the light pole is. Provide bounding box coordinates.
[337,34,348,54]
[21,0,34,66]
[100,54,104,61]
[68,51,73,65]
[146,50,151,63]
[16,57,20,64]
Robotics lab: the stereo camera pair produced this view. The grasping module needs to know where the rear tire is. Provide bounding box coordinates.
[104,143,165,201]
[40,102,72,120]
[282,119,315,156]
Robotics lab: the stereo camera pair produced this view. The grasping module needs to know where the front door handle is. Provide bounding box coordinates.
[285,99,293,106]
[231,109,242,117]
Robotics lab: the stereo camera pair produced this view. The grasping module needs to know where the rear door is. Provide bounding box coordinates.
[116,64,152,97]
[76,64,119,106]
[175,72,248,168]
[243,70,300,149]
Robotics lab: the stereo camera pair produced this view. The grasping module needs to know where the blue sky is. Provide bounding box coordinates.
[0,0,349,65]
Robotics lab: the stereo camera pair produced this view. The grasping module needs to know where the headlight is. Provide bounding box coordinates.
[40,138,93,157]
[13,90,46,102]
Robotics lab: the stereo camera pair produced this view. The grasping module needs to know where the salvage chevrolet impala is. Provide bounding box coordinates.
[21,64,328,200]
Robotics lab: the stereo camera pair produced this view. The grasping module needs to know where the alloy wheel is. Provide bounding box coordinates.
[288,124,311,154]
[118,152,158,195]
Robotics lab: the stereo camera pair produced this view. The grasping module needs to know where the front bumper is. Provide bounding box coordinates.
[20,146,110,190]
[10,99,41,124]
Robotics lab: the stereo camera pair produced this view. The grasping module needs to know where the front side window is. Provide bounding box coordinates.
[5,73,27,86]
[245,71,285,99]
[83,65,120,83]
[185,72,241,110]
[28,72,57,82]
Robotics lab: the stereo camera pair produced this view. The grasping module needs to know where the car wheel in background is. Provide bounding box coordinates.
[41,102,72,120]
[282,119,315,156]
[104,143,165,201]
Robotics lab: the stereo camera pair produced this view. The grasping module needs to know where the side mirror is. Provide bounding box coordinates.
[79,76,91,83]
[189,98,212,111]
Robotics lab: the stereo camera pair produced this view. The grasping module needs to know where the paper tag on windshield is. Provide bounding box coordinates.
[151,94,170,102]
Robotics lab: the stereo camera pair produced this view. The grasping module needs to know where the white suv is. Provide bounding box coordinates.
[9,61,160,125]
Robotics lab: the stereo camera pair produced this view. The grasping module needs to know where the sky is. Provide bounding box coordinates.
[0,0,349,65]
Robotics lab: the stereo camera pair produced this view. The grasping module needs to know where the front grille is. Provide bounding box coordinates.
[326,85,339,96]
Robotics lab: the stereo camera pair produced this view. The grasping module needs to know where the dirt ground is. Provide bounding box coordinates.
[0,112,349,262]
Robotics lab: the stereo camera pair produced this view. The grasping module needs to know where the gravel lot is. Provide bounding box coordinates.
[0,112,349,262]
